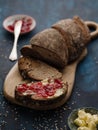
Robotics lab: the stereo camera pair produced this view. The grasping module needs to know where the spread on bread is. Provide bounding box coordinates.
[15,78,67,98]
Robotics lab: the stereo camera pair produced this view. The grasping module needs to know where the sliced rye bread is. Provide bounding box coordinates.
[15,78,68,110]
[18,56,62,80]
[21,17,91,68]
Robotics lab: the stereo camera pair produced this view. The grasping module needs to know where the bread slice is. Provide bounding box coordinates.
[29,28,68,68]
[15,78,68,109]
[52,16,90,46]
[52,16,91,63]
[18,56,62,80]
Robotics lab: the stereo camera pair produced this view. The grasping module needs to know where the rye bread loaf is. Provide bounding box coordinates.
[18,56,62,80]
[21,16,91,69]
[15,78,68,109]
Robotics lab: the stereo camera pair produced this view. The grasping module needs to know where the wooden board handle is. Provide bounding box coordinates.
[85,21,98,39]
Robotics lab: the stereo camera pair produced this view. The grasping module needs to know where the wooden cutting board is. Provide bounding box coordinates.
[3,49,87,110]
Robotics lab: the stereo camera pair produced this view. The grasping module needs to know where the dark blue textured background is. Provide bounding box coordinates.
[0,0,98,130]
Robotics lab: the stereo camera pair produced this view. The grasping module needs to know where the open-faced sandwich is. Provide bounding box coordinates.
[15,78,68,110]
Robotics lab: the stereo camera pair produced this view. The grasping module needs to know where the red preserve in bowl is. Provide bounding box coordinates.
[3,14,36,34]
